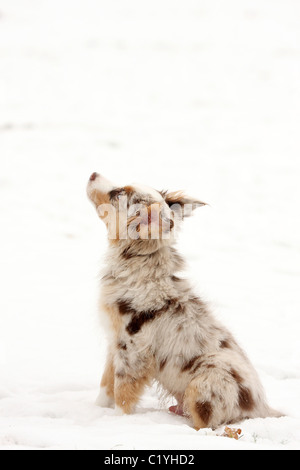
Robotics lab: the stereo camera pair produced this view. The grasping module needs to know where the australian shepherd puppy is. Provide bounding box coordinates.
[87,172,281,430]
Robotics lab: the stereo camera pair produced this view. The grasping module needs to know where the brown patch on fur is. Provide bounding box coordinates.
[118,300,133,316]
[181,356,201,372]
[123,186,135,195]
[230,368,243,384]
[126,310,158,335]
[220,339,231,349]
[122,299,176,336]
[115,370,126,378]
[172,302,185,316]
[238,385,255,411]
[190,359,205,375]
[159,358,167,371]
[108,188,123,200]
[196,401,213,426]
[118,341,127,351]
[121,247,134,260]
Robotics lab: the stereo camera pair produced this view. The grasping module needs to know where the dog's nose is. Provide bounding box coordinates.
[89,172,99,181]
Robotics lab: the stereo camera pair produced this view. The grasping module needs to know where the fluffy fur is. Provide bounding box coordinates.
[87,173,281,429]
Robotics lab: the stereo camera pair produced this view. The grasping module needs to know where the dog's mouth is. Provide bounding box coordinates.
[87,173,117,207]
[126,205,175,238]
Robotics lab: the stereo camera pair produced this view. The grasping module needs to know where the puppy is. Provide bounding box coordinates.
[87,172,281,430]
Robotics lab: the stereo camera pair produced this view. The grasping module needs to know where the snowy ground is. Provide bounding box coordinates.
[0,0,300,450]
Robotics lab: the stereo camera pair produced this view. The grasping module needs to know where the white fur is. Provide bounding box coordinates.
[95,386,114,408]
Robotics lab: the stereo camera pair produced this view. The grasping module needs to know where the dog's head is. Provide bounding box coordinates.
[87,172,206,243]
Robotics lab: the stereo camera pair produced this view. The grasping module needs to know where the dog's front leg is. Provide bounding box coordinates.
[114,341,154,415]
[96,347,115,408]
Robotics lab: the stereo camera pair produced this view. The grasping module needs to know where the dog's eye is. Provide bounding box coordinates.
[109,188,124,200]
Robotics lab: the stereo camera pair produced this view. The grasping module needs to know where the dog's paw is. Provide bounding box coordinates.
[95,387,114,408]
[114,405,125,416]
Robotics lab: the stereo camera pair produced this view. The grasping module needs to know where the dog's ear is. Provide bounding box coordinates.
[160,191,207,218]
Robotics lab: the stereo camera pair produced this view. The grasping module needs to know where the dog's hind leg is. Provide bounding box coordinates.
[183,368,240,430]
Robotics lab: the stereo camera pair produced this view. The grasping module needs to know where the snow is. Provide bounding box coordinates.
[0,0,300,450]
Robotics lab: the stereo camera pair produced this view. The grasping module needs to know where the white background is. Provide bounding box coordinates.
[0,0,299,449]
